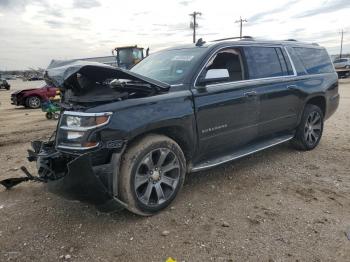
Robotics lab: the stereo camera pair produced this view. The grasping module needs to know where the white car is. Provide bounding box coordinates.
[333,58,350,69]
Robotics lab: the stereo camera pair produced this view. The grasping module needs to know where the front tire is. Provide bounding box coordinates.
[26,96,41,109]
[117,134,186,216]
[291,104,324,150]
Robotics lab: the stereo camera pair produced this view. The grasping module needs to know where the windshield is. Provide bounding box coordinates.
[131,48,207,85]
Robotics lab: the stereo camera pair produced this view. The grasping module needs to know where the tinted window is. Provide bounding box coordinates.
[244,47,286,79]
[293,47,334,74]
[203,48,244,84]
[285,46,307,75]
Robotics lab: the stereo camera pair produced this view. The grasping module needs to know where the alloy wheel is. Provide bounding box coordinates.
[29,97,41,108]
[134,148,180,207]
[304,111,322,145]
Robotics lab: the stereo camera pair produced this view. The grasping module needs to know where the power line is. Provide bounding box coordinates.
[189,11,202,43]
[235,16,247,38]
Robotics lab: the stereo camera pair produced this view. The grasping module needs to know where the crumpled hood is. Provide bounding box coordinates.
[44,60,170,91]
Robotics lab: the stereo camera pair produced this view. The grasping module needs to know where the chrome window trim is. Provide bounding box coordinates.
[193,44,297,88]
[283,46,297,76]
[205,75,296,89]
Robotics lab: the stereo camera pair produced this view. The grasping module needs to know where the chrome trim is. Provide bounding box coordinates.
[60,126,101,131]
[205,75,296,89]
[191,135,293,172]
[193,44,297,88]
[283,46,297,76]
[63,111,113,117]
[57,143,100,150]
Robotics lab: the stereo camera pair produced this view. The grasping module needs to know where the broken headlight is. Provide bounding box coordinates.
[57,111,112,150]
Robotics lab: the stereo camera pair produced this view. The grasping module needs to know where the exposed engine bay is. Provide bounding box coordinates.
[44,60,170,108]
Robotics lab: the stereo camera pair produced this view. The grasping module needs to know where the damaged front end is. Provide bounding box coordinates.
[1,60,170,212]
[32,139,127,212]
[1,138,127,212]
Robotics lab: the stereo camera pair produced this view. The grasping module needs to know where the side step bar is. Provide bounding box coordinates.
[191,134,294,172]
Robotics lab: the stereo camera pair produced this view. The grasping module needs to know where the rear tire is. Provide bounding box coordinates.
[45,112,53,119]
[117,134,186,216]
[291,104,324,150]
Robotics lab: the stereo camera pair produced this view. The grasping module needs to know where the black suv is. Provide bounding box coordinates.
[22,39,340,215]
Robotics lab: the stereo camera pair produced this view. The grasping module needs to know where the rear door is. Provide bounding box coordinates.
[243,46,300,137]
[192,47,259,162]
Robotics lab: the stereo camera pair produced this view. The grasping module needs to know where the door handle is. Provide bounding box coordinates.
[244,91,257,97]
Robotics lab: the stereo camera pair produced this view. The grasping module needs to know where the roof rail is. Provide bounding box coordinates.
[211,36,254,42]
[285,39,297,41]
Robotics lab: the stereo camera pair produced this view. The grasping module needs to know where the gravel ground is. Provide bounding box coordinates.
[0,79,350,262]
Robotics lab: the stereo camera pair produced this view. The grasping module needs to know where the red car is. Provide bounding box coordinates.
[11,85,58,109]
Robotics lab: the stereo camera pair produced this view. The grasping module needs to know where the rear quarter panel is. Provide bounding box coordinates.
[293,72,338,122]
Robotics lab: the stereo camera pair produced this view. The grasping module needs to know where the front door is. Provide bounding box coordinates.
[192,47,259,162]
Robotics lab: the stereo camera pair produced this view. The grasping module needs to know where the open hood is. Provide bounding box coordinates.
[44,60,170,91]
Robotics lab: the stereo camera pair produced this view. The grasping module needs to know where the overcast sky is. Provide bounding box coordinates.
[0,0,349,70]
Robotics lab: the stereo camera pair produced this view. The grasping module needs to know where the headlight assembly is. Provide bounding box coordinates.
[57,111,112,150]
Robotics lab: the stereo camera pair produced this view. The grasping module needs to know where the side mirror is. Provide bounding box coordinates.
[198,69,229,86]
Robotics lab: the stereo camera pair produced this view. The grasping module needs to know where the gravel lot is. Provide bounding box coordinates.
[0,79,350,262]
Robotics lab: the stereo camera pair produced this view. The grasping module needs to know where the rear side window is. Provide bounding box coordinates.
[293,47,334,74]
[244,47,291,79]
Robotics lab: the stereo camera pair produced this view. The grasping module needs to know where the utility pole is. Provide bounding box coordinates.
[235,16,247,38]
[340,29,344,58]
[189,11,202,43]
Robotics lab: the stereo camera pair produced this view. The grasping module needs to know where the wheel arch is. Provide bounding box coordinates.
[125,125,195,164]
[305,95,326,117]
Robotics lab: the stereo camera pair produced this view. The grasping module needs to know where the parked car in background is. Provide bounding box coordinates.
[333,58,350,69]
[0,79,10,90]
[333,58,350,78]
[11,85,58,109]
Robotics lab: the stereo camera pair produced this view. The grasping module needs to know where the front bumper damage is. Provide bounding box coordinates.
[1,141,127,212]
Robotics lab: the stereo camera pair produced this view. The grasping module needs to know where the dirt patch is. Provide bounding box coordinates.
[0,79,350,261]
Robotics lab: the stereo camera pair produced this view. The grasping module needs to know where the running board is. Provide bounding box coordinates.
[191,134,294,172]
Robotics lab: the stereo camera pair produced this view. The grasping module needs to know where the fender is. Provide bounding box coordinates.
[90,90,198,159]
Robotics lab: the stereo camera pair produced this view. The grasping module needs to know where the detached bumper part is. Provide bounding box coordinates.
[47,153,127,212]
